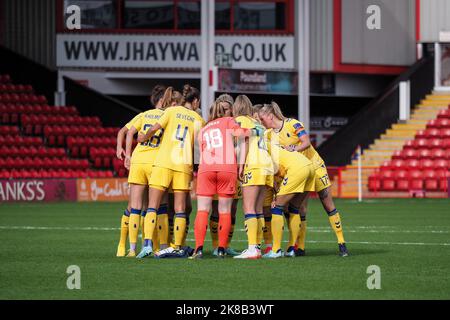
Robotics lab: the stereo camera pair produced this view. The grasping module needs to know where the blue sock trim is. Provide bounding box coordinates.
[327,209,338,216]
[130,208,141,215]
[301,216,306,222]
[245,213,258,220]
[175,212,186,219]
[271,206,284,216]
[288,204,299,214]
[141,210,147,217]
[157,204,168,215]
[124,209,130,217]
[256,213,264,219]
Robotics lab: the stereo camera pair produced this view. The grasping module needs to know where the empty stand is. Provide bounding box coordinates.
[0,74,126,178]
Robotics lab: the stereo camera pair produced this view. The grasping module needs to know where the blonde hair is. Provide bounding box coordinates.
[208,101,226,122]
[160,87,174,109]
[215,94,234,108]
[232,95,253,117]
[258,101,285,120]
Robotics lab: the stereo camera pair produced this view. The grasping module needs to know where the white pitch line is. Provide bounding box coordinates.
[185,238,450,247]
[0,226,119,231]
[1,225,449,234]
[1,225,450,247]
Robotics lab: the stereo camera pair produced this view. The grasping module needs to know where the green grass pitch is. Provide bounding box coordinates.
[0,199,449,300]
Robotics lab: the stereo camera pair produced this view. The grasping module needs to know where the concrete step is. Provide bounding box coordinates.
[391,123,426,130]
[407,119,430,125]
[372,138,407,146]
[384,129,417,138]
[419,101,450,107]
[425,94,450,100]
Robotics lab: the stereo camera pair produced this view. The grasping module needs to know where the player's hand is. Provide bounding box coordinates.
[238,165,245,182]
[116,147,125,160]
[124,156,131,170]
[137,133,146,143]
[286,145,297,152]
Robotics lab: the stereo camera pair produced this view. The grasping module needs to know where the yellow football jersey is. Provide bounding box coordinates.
[235,115,273,173]
[125,113,143,130]
[268,141,312,177]
[271,118,324,169]
[130,108,164,164]
[153,106,205,173]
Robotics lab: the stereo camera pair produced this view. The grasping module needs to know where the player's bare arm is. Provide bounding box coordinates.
[116,126,128,160]
[137,123,159,143]
[287,134,311,152]
[124,126,137,170]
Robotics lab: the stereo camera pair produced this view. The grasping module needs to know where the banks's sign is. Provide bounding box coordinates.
[0,179,77,202]
[57,34,294,70]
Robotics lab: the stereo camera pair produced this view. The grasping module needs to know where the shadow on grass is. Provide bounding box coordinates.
[303,248,390,257]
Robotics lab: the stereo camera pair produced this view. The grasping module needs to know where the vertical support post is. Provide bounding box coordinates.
[201,0,209,119]
[357,145,362,202]
[435,42,441,89]
[208,0,215,112]
[296,0,310,130]
[55,70,66,106]
[201,0,215,120]
[399,81,411,121]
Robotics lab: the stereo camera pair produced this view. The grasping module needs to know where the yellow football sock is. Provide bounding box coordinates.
[297,217,307,250]
[140,211,146,247]
[287,205,301,249]
[263,217,272,245]
[152,222,160,252]
[144,208,157,245]
[174,213,187,248]
[288,214,301,248]
[245,213,258,246]
[328,210,345,244]
[271,206,285,252]
[157,213,169,247]
[118,210,129,248]
[209,218,219,248]
[181,218,189,246]
[128,208,141,251]
[168,219,174,244]
[257,214,265,246]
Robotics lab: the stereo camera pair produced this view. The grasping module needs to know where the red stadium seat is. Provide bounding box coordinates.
[421,159,434,169]
[405,159,421,170]
[434,159,448,169]
[403,149,418,160]
[437,109,450,120]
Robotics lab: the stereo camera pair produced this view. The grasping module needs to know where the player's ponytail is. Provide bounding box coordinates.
[259,101,285,121]
[160,86,174,109]
[232,95,253,117]
[208,101,226,122]
[150,84,167,107]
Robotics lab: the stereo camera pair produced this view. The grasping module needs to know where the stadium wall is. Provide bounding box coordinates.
[310,0,334,72]
[419,0,450,42]
[0,0,56,69]
[64,76,140,127]
[0,45,56,105]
